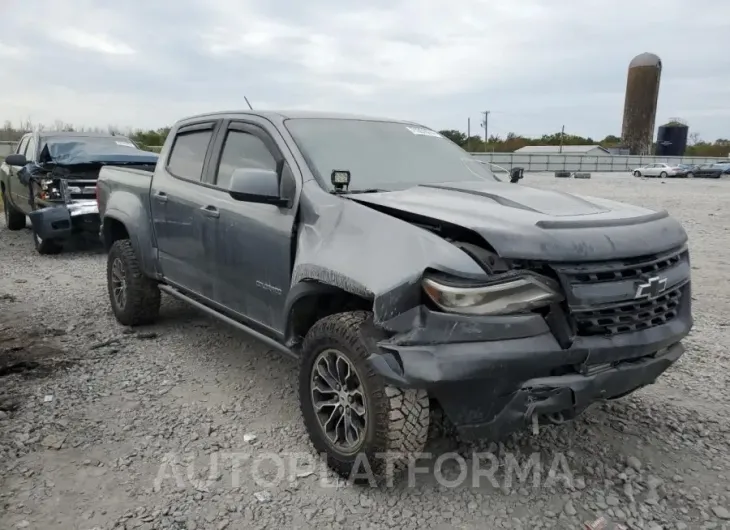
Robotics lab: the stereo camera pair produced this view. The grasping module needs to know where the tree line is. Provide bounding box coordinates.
[438,129,730,157]
[0,120,169,150]
[1,119,728,157]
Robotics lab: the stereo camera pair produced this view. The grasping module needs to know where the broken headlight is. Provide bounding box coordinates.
[38,179,63,200]
[422,272,563,315]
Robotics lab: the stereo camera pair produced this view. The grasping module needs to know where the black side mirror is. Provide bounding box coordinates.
[5,154,27,167]
[228,167,290,207]
[509,167,524,183]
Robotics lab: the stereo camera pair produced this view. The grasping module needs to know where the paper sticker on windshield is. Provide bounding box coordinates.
[405,126,443,138]
[115,141,135,148]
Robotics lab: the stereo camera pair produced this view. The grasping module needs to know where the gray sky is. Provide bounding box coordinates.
[2,0,728,141]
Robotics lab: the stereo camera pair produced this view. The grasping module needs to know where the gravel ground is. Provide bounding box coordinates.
[1,173,729,530]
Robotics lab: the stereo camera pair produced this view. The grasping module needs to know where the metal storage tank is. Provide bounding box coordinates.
[621,52,662,155]
[655,119,689,157]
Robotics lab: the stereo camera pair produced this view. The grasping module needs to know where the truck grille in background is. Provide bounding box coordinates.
[572,285,683,335]
[548,246,689,337]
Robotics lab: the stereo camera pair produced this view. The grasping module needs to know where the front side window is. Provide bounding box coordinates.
[24,138,36,161]
[167,129,213,181]
[284,118,498,191]
[15,136,29,155]
[215,129,276,190]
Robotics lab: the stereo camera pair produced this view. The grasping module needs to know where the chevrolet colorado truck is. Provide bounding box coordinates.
[1,132,157,254]
[96,111,692,479]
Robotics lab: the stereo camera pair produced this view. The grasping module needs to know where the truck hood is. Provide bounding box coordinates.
[39,141,159,167]
[349,181,688,261]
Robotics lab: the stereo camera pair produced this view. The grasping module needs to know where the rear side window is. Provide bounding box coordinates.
[215,130,276,189]
[167,129,213,181]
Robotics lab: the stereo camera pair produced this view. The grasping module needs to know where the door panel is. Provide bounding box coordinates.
[151,122,218,298]
[7,136,30,212]
[206,122,298,333]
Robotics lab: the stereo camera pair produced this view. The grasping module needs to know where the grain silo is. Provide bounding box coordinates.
[655,119,689,157]
[621,52,662,155]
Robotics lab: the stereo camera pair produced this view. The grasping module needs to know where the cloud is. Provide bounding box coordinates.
[54,29,135,55]
[1,0,728,141]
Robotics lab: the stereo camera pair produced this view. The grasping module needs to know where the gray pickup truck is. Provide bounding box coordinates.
[96,110,692,480]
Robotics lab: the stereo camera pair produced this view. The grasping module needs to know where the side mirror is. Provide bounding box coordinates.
[5,154,27,167]
[228,167,289,207]
[509,167,524,183]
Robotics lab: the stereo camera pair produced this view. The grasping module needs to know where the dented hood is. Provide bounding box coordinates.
[349,181,688,261]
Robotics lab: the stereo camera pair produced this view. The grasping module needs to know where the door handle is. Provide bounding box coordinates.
[153,191,168,203]
[200,205,220,218]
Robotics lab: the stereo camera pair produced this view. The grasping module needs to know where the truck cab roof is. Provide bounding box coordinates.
[178,110,422,127]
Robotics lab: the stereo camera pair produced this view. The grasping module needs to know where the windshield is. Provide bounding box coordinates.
[284,118,498,191]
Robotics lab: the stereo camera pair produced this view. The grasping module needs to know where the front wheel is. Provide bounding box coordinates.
[633,171,641,177]
[687,172,694,179]
[3,191,26,231]
[660,171,668,178]
[107,239,161,326]
[299,311,430,482]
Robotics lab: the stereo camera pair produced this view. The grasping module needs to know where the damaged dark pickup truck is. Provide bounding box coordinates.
[1,132,158,254]
[96,111,692,480]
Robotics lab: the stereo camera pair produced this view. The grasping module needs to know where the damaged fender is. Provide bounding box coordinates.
[288,180,489,325]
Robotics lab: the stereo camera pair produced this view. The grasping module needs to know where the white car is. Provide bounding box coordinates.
[632,163,682,178]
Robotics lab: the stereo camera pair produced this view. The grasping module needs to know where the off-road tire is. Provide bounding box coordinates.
[32,226,63,255]
[107,239,161,326]
[299,311,429,482]
[3,191,26,231]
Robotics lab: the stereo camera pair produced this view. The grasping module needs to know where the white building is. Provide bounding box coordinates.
[514,145,612,156]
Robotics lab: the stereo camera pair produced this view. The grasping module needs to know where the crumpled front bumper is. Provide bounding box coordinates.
[367,298,692,441]
[28,199,99,241]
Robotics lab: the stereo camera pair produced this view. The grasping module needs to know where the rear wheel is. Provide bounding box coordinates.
[687,172,694,179]
[107,239,161,326]
[633,171,641,177]
[299,311,429,482]
[660,171,668,178]
[2,191,26,231]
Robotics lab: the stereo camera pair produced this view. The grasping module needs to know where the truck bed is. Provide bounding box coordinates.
[96,165,155,221]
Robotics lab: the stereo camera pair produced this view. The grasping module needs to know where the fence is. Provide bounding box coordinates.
[2,140,727,171]
[0,141,15,157]
[469,152,728,172]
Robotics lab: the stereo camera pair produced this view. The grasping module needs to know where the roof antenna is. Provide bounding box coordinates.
[244,96,253,110]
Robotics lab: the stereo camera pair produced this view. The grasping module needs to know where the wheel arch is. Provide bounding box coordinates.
[102,215,131,251]
[284,280,373,351]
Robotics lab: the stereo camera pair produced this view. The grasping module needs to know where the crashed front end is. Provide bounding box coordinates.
[23,166,101,243]
[23,138,157,244]
[370,245,691,441]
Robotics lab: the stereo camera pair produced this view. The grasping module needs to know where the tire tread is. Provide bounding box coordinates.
[108,239,160,326]
[299,311,429,480]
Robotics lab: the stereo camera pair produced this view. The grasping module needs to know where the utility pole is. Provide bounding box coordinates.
[467,117,471,152]
[481,111,490,151]
[559,124,565,153]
